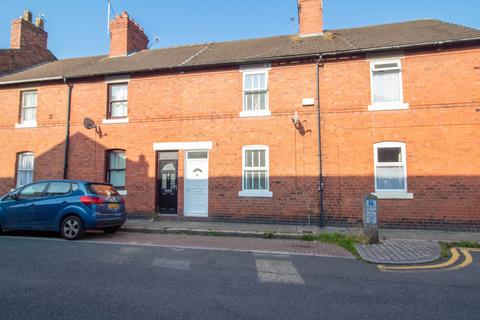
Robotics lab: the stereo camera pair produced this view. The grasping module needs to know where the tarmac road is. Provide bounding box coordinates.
[0,232,479,320]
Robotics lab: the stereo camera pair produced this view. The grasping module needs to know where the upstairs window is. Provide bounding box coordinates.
[20,91,37,124]
[369,59,408,111]
[241,69,270,117]
[374,142,407,193]
[106,150,126,189]
[17,152,34,188]
[108,83,128,119]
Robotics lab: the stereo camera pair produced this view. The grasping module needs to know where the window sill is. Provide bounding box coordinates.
[368,103,409,111]
[239,110,272,118]
[15,121,37,129]
[102,117,129,124]
[373,192,413,200]
[117,189,128,196]
[238,190,273,198]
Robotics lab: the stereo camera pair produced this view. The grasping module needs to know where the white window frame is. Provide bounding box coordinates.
[368,59,409,111]
[106,82,129,120]
[106,149,127,195]
[103,76,131,124]
[240,68,271,118]
[239,145,273,198]
[373,142,413,199]
[16,152,35,188]
[16,90,38,128]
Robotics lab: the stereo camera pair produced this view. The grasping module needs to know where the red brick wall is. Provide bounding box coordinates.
[0,83,68,190]
[0,45,479,229]
[0,63,321,223]
[320,46,480,230]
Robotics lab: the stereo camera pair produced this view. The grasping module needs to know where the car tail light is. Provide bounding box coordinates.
[80,196,104,205]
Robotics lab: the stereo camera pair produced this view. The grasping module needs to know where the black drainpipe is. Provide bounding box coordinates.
[63,78,73,179]
[316,55,325,226]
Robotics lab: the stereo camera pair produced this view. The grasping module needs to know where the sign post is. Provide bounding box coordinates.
[363,193,379,244]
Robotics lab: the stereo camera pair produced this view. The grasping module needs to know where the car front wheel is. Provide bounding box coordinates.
[103,226,120,234]
[61,216,85,240]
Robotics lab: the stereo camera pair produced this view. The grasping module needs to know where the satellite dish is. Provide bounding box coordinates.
[83,117,96,130]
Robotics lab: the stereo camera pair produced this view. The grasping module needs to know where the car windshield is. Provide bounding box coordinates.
[88,184,119,196]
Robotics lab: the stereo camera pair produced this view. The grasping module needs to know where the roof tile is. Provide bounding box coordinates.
[0,19,479,85]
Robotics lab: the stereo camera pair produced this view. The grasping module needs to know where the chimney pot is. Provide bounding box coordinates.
[22,9,32,23]
[35,17,45,30]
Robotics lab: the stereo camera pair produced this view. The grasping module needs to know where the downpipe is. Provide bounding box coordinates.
[63,78,73,179]
[316,55,325,226]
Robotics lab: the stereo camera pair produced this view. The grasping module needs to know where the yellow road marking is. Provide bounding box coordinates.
[458,247,480,252]
[447,249,473,271]
[378,247,480,272]
[378,248,460,271]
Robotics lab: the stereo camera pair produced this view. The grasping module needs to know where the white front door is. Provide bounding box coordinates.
[185,151,209,217]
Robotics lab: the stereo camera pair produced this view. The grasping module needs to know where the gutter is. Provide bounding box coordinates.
[63,78,73,179]
[315,55,325,226]
[0,76,63,86]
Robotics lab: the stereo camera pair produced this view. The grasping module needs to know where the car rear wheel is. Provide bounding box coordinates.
[103,226,120,234]
[61,216,85,240]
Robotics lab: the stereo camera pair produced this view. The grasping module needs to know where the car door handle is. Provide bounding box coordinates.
[62,201,69,205]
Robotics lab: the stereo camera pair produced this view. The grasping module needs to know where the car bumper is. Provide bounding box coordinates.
[94,213,126,229]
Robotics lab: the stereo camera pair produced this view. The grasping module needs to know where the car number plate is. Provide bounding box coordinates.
[108,203,120,209]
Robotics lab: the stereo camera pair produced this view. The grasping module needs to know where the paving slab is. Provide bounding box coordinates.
[355,239,441,265]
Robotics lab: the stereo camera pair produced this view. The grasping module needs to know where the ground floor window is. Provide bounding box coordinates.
[240,145,272,197]
[106,150,126,189]
[374,142,407,193]
[17,152,34,188]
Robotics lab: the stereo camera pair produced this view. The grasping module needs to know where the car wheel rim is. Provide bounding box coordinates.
[63,219,79,238]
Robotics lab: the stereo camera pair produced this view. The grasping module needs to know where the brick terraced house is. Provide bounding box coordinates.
[0,1,479,230]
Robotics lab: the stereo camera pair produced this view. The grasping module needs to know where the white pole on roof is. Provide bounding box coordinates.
[107,0,111,34]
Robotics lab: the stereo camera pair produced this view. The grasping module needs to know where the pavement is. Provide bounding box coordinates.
[122,218,322,239]
[89,231,354,259]
[123,217,480,242]
[122,218,480,265]
[1,235,479,320]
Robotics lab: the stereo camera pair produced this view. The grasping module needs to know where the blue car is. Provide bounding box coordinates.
[0,180,126,240]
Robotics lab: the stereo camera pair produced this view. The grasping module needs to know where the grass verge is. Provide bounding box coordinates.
[438,241,480,261]
[300,233,366,257]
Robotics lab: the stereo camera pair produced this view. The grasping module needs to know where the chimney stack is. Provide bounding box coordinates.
[298,0,324,37]
[109,11,149,57]
[10,9,48,49]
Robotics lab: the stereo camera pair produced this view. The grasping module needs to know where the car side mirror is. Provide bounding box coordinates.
[10,193,19,201]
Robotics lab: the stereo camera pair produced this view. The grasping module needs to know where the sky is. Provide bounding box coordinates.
[1,0,479,59]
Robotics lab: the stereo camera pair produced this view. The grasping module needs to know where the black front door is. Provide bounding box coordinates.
[157,153,178,214]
